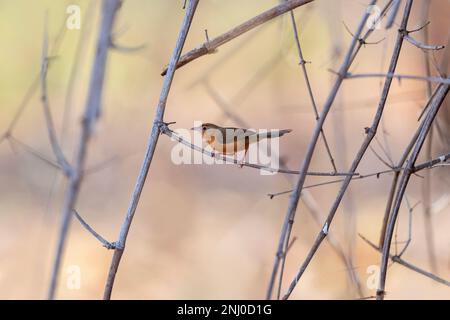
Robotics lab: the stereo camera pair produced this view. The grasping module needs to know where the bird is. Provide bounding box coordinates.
[191,123,292,166]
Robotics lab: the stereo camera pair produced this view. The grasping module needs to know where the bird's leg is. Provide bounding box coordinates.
[239,141,250,168]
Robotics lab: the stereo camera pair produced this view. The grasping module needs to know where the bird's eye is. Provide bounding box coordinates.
[202,126,206,131]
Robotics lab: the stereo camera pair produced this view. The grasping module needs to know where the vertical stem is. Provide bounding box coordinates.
[420,0,438,274]
[48,0,122,300]
[266,0,377,300]
[281,0,414,299]
[377,83,449,300]
[103,0,200,300]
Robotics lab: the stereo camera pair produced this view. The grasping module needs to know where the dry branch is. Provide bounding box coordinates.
[47,0,122,299]
[280,0,414,300]
[73,210,115,249]
[160,125,357,177]
[160,0,314,75]
[378,82,450,300]
[267,0,378,300]
[40,20,72,176]
[359,234,450,287]
[103,0,200,300]
[345,72,450,84]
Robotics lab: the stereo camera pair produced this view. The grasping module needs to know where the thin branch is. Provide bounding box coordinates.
[73,210,115,249]
[378,86,441,248]
[1,14,67,143]
[414,151,450,172]
[396,196,415,258]
[288,3,337,173]
[403,33,445,51]
[420,1,438,274]
[40,17,72,176]
[195,5,362,294]
[378,82,450,300]
[160,124,358,177]
[61,0,96,146]
[288,20,364,297]
[268,168,401,199]
[160,0,314,75]
[267,0,378,300]
[385,0,401,29]
[109,41,147,53]
[103,0,200,300]
[6,135,61,170]
[407,21,430,34]
[48,0,122,300]
[359,234,450,287]
[281,0,414,300]
[267,149,450,199]
[344,72,450,85]
[370,145,394,169]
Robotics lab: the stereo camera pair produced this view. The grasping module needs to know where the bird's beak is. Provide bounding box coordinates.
[191,126,200,131]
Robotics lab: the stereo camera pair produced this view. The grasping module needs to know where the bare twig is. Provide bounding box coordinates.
[403,32,445,51]
[103,0,200,300]
[1,14,67,144]
[287,3,337,173]
[61,0,96,146]
[160,125,358,177]
[385,0,401,29]
[270,146,450,201]
[48,0,122,300]
[378,76,446,248]
[73,210,115,249]
[6,135,61,170]
[281,0,414,300]
[160,0,314,75]
[396,197,415,258]
[419,1,438,274]
[378,82,450,299]
[359,234,450,287]
[196,6,362,294]
[414,151,450,172]
[266,0,378,300]
[344,72,450,85]
[40,17,72,177]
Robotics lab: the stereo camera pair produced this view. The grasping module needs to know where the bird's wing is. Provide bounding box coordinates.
[223,127,257,137]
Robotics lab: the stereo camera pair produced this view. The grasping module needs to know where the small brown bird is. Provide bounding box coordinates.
[191,123,292,166]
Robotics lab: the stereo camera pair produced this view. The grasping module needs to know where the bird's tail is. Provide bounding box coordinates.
[277,129,292,137]
[257,129,292,140]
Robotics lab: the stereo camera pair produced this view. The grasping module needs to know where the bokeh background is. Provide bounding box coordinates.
[0,0,449,299]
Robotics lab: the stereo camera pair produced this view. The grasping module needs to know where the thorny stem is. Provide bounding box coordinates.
[266,0,378,300]
[280,0,414,300]
[103,0,200,300]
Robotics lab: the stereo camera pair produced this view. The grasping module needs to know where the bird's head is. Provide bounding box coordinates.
[190,123,219,134]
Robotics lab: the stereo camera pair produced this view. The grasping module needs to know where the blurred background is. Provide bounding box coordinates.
[0,0,449,299]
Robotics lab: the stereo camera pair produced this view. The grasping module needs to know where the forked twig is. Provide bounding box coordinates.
[377,82,450,300]
[359,234,450,287]
[40,17,72,176]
